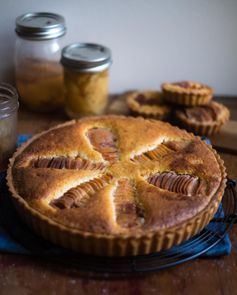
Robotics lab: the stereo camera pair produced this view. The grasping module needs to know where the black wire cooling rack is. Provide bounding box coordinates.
[0,174,236,274]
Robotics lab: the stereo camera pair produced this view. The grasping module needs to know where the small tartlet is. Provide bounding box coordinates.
[162,81,213,106]
[175,101,230,136]
[127,91,172,120]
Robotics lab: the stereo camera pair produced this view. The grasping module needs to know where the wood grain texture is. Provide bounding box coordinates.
[1,94,237,295]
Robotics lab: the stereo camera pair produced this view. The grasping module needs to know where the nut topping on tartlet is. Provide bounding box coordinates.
[175,101,230,135]
[162,80,213,106]
[127,91,172,120]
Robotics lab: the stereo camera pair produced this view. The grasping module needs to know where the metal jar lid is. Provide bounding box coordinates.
[15,12,66,40]
[61,43,112,72]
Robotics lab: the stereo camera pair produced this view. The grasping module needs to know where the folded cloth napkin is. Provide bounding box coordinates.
[0,135,232,256]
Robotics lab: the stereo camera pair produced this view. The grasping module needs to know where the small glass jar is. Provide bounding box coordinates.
[15,12,66,112]
[0,83,19,171]
[61,43,112,118]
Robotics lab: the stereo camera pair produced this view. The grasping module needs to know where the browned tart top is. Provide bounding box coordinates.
[162,81,213,96]
[176,101,230,124]
[8,116,226,236]
[126,91,172,117]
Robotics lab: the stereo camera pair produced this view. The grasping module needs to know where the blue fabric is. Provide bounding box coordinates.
[0,224,28,254]
[0,135,232,256]
[16,134,32,147]
[169,203,232,257]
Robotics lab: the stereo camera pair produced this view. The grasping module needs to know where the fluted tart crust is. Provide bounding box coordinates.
[127,91,172,120]
[162,81,213,106]
[7,116,226,256]
[175,101,230,136]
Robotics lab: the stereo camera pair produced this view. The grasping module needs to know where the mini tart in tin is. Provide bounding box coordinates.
[127,91,172,120]
[175,101,230,136]
[7,116,226,256]
[162,81,213,106]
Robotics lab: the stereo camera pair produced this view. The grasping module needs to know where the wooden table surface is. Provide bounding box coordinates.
[0,94,237,295]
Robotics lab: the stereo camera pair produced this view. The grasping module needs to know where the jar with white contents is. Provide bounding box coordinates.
[15,12,66,112]
[0,84,19,171]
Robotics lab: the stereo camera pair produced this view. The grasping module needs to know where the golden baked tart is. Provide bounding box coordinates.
[7,116,226,256]
[175,101,230,136]
[162,81,213,106]
[127,91,172,120]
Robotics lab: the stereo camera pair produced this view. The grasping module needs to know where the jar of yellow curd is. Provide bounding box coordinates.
[60,43,112,118]
[15,12,66,112]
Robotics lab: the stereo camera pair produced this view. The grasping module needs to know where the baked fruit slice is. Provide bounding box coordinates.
[175,101,230,136]
[162,81,213,106]
[7,116,226,256]
[127,91,172,120]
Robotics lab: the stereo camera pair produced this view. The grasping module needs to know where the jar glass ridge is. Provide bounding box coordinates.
[0,83,19,171]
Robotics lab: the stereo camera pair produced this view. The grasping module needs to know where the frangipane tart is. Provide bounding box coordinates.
[175,101,230,136]
[162,81,213,106]
[127,91,172,120]
[7,116,226,256]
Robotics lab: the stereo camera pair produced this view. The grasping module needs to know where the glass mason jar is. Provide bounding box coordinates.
[61,43,112,118]
[15,12,66,112]
[0,83,19,171]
